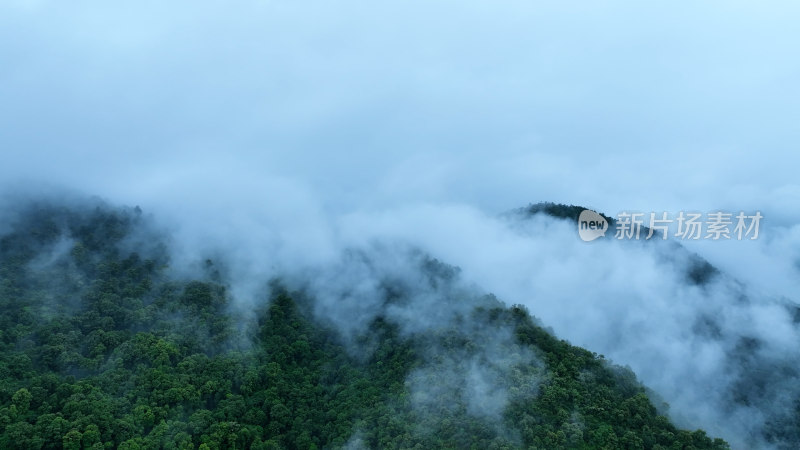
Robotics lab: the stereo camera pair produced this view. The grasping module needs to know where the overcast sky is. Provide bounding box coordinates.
[1,1,799,294]
[2,1,798,210]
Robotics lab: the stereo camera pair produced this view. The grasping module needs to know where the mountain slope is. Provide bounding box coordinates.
[0,200,729,449]
[518,202,800,449]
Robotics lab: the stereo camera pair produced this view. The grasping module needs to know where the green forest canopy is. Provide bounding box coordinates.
[0,202,729,449]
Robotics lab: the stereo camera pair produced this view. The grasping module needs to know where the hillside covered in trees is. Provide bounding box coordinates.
[0,199,729,449]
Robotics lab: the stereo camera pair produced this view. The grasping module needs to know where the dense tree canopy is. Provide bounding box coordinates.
[0,202,729,449]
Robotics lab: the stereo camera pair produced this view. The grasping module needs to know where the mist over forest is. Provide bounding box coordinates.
[2,1,800,449]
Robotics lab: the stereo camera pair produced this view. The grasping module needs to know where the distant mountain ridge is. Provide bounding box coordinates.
[516,202,800,449]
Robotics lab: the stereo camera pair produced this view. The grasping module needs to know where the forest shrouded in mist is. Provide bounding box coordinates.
[0,199,737,449]
[3,1,800,449]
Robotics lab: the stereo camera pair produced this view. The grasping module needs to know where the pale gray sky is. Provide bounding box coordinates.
[2,1,799,219]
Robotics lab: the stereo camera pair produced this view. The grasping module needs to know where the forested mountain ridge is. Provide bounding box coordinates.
[0,200,729,449]
[516,202,719,285]
[519,202,800,450]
